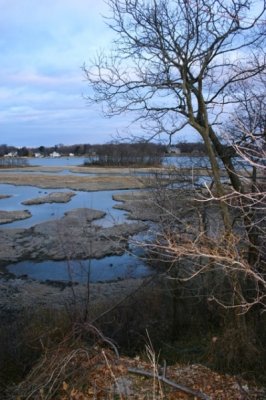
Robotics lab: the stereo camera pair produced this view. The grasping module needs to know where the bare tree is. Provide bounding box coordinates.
[223,73,266,265]
[137,160,266,370]
[84,0,266,371]
[84,0,265,227]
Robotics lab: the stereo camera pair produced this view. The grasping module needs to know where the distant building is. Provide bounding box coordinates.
[69,153,74,157]
[49,151,60,158]
[4,152,18,157]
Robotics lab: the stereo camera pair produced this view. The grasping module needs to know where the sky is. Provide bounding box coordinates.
[0,1,264,148]
[0,0,144,147]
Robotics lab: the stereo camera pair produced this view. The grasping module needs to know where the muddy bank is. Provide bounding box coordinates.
[0,275,151,316]
[0,173,151,312]
[22,191,76,205]
[0,208,147,264]
[0,194,11,200]
[113,191,160,222]
[0,210,32,225]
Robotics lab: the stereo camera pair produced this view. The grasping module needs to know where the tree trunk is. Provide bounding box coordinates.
[201,130,232,233]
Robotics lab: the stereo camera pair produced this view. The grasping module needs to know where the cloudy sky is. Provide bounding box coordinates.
[0,0,138,147]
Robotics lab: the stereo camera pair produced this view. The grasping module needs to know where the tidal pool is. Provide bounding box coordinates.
[1,183,153,283]
[7,253,152,283]
[0,184,133,228]
[0,161,155,283]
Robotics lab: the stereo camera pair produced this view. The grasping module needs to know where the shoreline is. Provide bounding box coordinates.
[0,274,153,319]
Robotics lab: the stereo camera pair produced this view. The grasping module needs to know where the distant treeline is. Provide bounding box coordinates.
[0,141,206,158]
[84,142,165,166]
[176,141,206,154]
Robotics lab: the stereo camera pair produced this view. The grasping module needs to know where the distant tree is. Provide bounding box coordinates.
[177,142,206,154]
[0,144,8,157]
[38,146,46,155]
[85,142,165,166]
[74,145,83,155]
[17,147,30,157]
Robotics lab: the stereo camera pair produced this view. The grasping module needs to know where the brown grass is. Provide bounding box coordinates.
[0,173,145,191]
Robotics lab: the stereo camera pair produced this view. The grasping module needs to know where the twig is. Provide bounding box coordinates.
[82,322,120,358]
[128,367,211,400]
[102,349,124,400]
[161,360,167,379]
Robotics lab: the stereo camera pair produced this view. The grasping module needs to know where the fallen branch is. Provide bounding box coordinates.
[128,367,211,400]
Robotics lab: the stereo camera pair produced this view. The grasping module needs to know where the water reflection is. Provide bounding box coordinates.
[27,157,85,167]
[28,155,209,168]
[8,253,152,283]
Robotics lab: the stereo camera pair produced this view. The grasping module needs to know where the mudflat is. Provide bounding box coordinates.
[0,210,32,224]
[0,208,147,264]
[22,191,76,205]
[0,166,153,310]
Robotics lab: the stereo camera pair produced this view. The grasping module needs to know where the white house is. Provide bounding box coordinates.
[49,151,61,158]
[4,152,18,157]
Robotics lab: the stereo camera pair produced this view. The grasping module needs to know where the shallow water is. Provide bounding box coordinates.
[1,155,249,284]
[0,168,98,177]
[7,252,151,283]
[1,182,152,282]
[28,157,85,167]
[0,184,133,228]
[28,155,209,168]
[1,157,194,282]
[163,155,210,168]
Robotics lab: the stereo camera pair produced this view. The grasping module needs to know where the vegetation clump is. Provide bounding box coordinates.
[84,142,165,167]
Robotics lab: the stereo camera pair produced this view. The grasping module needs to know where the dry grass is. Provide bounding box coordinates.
[0,172,144,191]
[1,279,265,399]
[11,339,265,400]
